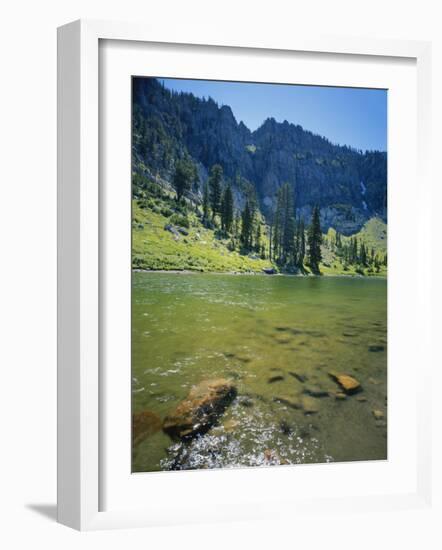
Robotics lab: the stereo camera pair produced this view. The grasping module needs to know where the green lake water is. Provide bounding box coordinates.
[132,272,387,472]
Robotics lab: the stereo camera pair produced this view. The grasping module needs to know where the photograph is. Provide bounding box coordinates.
[131,76,387,472]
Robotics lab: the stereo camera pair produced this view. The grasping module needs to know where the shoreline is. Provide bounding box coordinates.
[133,268,387,279]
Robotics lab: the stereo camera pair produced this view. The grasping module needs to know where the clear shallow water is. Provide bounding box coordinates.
[132,272,387,472]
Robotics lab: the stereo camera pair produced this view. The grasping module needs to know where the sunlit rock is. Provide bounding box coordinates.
[328,372,362,394]
[163,379,237,440]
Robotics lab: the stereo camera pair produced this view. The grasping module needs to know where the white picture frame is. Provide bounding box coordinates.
[57,19,433,531]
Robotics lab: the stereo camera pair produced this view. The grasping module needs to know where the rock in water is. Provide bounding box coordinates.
[368,344,385,352]
[303,385,329,398]
[301,396,320,414]
[289,371,308,383]
[273,395,302,409]
[328,372,362,394]
[268,375,285,383]
[163,379,237,440]
[132,410,162,446]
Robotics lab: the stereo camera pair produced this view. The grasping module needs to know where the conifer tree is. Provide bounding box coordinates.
[272,203,281,260]
[307,206,322,274]
[220,184,234,233]
[202,182,210,224]
[208,164,223,219]
[272,183,296,265]
[255,223,262,252]
[298,218,306,267]
[240,201,253,250]
[282,185,295,263]
[360,242,367,266]
[172,158,196,202]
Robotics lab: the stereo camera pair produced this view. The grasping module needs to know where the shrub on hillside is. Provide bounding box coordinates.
[170,213,189,228]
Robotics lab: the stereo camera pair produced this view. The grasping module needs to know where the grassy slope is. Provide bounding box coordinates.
[132,201,272,273]
[132,193,387,276]
[321,217,387,277]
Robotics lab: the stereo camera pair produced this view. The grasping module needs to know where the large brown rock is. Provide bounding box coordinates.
[132,410,162,446]
[328,372,362,394]
[163,379,237,440]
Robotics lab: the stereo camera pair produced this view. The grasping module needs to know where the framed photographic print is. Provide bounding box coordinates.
[57,19,433,530]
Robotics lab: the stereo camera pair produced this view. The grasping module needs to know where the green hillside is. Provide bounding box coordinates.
[132,189,387,277]
[132,201,272,273]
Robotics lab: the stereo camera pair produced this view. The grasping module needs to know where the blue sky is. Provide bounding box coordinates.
[160,78,387,152]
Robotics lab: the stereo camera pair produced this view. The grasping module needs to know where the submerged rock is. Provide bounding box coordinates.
[372,409,384,420]
[328,372,362,395]
[303,385,329,398]
[132,410,162,446]
[273,395,302,409]
[273,335,291,344]
[268,375,285,384]
[301,396,320,414]
[279,420,293,435]
[289,371,308,383]
[368,344,385,352]
[163,379,237,440]
[236,395,254,408]
[222,418,239,432]
[236,355,252,363]
[334,392,347,400]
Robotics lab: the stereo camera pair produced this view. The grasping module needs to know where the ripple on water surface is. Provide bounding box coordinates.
[132,273,387,472]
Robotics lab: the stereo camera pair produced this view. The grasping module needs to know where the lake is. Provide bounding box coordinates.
[132,272,387,472]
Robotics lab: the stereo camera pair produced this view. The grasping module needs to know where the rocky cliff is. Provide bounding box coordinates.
[132,77,387,234]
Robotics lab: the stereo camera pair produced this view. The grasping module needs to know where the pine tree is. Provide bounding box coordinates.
[172,158,196,202]
[272,183,296,265]
[220,184,234,233]
[282,185,295,264]
[298,218,306,267]
[374,255,381,273]
[360,242,367,266]
[272,202,281,260]
[307,206,322,274]
[208,164,223,219]
[202,182,210,223]
[255,223,262,252]
[240,201,253,249]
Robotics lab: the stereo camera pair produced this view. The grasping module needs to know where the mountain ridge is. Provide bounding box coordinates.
[132,77,387,234]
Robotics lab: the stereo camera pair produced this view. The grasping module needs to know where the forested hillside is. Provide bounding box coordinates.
[132,77,387,275]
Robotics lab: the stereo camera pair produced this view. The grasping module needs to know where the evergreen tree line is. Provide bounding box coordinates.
[332,232,387,272]
[270,183,322,274]
[169,158,385,274]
